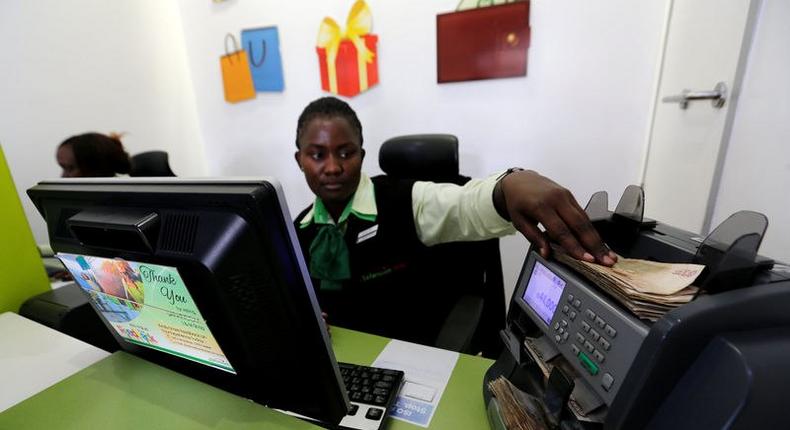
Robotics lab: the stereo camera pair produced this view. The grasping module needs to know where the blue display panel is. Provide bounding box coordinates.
[522,261,566,325]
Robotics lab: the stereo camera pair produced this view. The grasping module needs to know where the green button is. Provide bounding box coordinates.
[578,352,599,375]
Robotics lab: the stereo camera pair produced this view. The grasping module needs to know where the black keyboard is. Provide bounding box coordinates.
[337,362,404,430]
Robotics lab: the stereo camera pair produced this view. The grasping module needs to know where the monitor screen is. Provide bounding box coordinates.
[522,261,566,325]
[58,253,236,374]
[28,178,348,424]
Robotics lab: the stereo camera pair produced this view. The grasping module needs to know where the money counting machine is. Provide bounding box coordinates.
[484,186,790,430]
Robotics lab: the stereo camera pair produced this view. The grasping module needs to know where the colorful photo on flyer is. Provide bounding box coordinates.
[57,253,236,374]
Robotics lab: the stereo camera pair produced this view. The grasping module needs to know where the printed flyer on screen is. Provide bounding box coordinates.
[57,253,236,374]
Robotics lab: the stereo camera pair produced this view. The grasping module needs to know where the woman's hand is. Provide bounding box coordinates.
[494,169,616,266]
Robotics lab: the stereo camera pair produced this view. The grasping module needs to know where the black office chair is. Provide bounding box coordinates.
[379,134,506,358]
[129,151,176,177]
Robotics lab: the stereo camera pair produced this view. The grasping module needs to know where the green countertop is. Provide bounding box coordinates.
[0,327,493,429]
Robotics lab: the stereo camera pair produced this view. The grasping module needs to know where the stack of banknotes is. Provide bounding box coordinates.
[553,248,705,321]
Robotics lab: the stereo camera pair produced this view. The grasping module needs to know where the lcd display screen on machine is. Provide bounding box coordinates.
[58,253,236,374]
[522,261,567,325]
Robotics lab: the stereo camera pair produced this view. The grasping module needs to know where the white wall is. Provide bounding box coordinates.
[712,0,790,263]
[1,0,782,309]
[177,0,667,299]
[0,1,207,244]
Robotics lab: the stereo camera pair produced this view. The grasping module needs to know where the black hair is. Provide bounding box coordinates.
[59,132,132,177]
[295,96,363,148]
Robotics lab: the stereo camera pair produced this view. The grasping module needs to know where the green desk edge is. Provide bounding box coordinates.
[0,145,50,314]
[0,327,494,430]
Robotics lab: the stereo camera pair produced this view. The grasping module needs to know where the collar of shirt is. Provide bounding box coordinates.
[299,173,377,228]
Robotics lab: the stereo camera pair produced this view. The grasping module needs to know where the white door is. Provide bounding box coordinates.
[641,0,759,234]
[708,0,790,263]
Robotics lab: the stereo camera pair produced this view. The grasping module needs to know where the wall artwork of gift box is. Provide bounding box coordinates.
[436,1,531,83]
[316,0,379,98]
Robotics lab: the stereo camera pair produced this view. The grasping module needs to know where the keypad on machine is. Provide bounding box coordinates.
[552,293,618,392]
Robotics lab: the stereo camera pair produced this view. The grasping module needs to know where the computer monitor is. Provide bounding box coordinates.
[27,178,349,424]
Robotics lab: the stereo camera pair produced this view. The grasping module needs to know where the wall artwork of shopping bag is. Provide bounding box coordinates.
[241,26,285,92]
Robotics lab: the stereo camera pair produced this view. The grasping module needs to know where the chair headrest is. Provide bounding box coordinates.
[379,134,459,182]
[130,151,176,177]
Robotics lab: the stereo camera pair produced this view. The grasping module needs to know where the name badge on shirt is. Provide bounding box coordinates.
[357,224,379,244]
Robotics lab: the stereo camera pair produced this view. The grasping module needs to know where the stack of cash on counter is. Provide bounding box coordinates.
[553,249,705,321]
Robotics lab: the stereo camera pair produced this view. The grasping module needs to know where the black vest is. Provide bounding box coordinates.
[295,175,459,345]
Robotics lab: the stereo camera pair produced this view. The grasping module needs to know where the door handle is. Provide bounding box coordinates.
[662,82,727,109]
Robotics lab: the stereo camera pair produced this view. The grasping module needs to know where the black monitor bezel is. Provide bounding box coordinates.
[28,177,349,424]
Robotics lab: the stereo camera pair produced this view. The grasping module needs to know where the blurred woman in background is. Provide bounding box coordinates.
[56,132,131,177]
